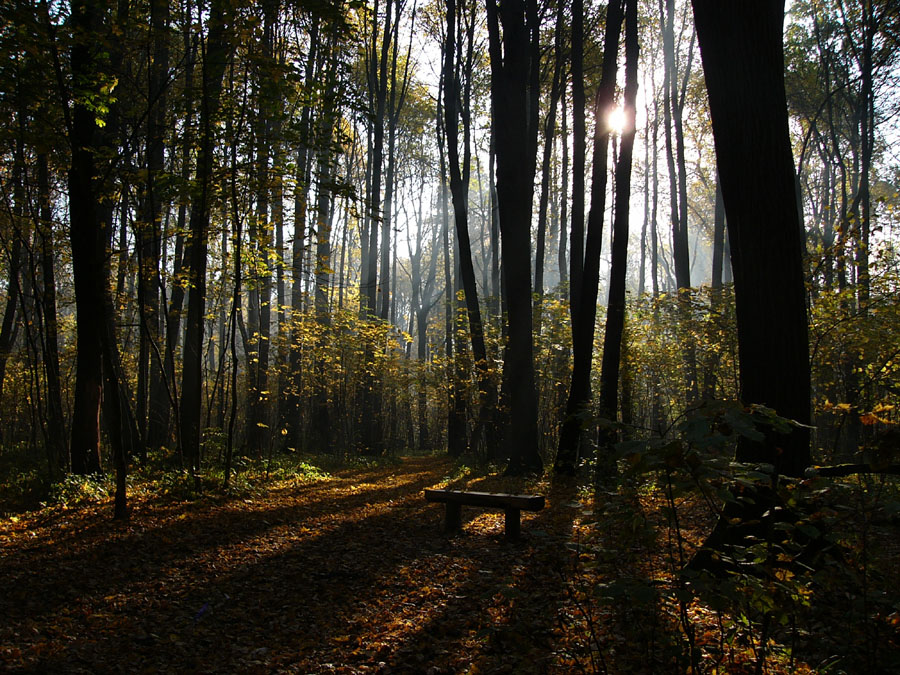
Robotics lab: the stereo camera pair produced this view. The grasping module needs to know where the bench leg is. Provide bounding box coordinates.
[504,508,521,540]
[445,503,462,532]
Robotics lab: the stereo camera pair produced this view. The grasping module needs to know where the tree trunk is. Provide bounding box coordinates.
[486,0,542,475]
[180,0,232,479]
[533,0,565,333]
[692,0,811,475]
[444,0,495,456]
[555,0,624,475]
[67,0,108,477]
[37,153,66,476]
[597,0,639,471]
[137,0,170,463]
[155,11,197,457]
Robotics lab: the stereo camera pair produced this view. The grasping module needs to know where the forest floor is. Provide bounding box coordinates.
[1,454,898,673]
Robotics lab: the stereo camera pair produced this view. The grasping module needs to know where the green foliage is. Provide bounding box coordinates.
[47,474,114,507]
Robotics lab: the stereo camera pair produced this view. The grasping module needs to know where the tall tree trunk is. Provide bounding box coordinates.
[0,236,21,412]
[533,0,565,333]
[437,104,466,458]
[702,175,727,399]
[489,137,501,318]
[138,0,170,461]
[558,97,569,290]
[313,37,338,450]
[67,0,108,476]
[567,0,585,320]
[247,0,279,455]
[661,0,699,403]
[661,0,692,290]
[37,152,66,476]
[444,0,495,456]
[486,0,542,475]
[597,0,639,470]
[180,1,232,479]
[155,6,196,456]
[285,19,319,448]
[364,0,394,316]
[692,0,810,475]
[555,0,624,475]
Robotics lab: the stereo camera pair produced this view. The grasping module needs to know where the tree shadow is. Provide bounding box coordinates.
[0,457,454,672]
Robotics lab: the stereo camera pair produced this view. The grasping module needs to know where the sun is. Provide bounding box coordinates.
[607,106,627,135]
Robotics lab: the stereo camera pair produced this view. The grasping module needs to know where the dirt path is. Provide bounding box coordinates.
[0,456,590,673]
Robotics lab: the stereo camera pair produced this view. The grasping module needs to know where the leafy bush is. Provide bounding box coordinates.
[47,474,113,507]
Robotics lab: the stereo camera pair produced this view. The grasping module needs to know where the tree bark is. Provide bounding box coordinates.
[555,0,624,475]
[486,0,542,475]
[597,0,639,469]
[692,0,811,475]
[180,0,232,479]
[67,0,108,476]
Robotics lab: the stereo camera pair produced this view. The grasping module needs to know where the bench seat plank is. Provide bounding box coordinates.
[424,489,544,511]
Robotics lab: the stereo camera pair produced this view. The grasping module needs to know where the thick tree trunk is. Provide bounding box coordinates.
[67,0,107,477]
[486,0,542,475]
[692,0,811,475]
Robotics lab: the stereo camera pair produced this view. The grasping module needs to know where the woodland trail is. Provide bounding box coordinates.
[0,456,597,674]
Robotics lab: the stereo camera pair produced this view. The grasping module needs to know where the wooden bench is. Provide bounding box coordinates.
[424,489,545,539]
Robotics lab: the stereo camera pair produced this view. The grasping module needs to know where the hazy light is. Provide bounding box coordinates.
[607,106,627,135]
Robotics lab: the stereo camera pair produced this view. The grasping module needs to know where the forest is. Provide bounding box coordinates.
[1,0,899,671]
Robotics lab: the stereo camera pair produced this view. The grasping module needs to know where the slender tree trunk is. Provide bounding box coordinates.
[558,98,569,290]
[597,0,638,470]
[444,0,495,456]
[180,1,232,479]
[138,0,169,462]
[155,7,196,456]
[36,153,66,476]
[0,237,21,412]
[702,175,727,399]
[533,1,565,333]
[568,0,585,320]
[313,38,338,449]
[555,0,624,475]
[489,138,501,317]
